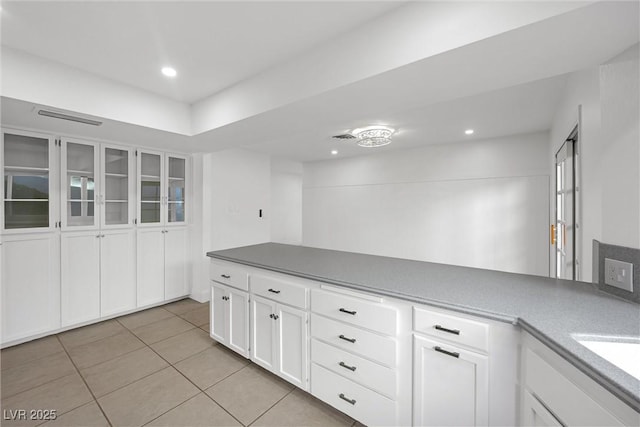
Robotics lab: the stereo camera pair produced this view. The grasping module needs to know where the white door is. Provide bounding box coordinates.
[228,288,249,357]
[1,233,60,344]
[61,231,101,327]
[61,139,99,231]
[101,229,136,317]
[137,228,165,306]
[554,128,578,280]
[164,227,188,300]
[413,335,488,427]
[251,295,276,371]
[277,304,308,389]
[522,391,564,427]
[210,283,228,344]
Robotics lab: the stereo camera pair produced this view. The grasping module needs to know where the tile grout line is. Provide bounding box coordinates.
[246,387,297,427]
[52,335,114,427]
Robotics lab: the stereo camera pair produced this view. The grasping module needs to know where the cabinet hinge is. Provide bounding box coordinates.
[135,150,138,156]
[134,218,137,225]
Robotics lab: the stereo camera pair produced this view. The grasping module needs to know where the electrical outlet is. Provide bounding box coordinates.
[604,258,634,292]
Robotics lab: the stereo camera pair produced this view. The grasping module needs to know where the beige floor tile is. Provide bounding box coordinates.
[98,367,199,427]
[58,320,125,349]
[131,316,195,345]
[200,323,211,333]
[0,373,93,427]
[179,305,210,327]
[206,365,294,425]
[1,336,64,371]
[146,393,241,427]
[175,346,249,390]
[1,351,76,398]
[117,307,175,330]
[39,402,109,427]
[252,389,354,427]
[79,347,168,397]
[163,298,205,315]
[150,328,216,364]
[67,330,145,369]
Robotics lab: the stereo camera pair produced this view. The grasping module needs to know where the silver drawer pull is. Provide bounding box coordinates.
[434,346,460,358]
[434,324,460,335]
[339,361,356,372]
[268,288,281,294]
[220,274,231,279]
[338,334,356,343]
[339,393,356,405]
[339,308,357,315]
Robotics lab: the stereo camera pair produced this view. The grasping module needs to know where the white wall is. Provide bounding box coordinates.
[270,158,303,245]
[303,133,551,276]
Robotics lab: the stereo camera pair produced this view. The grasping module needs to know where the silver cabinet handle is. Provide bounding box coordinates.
[339,308,356,315]
[268,288,281,294]
[339,361,356,372]
[434,346,460,358]
[221,274,231,279]
[434,325,460,335]
[338,334,356,344]
[338,393,356,405]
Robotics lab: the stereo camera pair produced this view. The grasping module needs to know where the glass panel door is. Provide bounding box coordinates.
[64,141,97,228]
[103,147,130,226]
[139,152,162,224]
[555,128,578,280]
[3,132,51,230]
[167,156,186,224]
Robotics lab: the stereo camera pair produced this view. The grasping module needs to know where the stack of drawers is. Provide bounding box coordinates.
[310,288,399,426]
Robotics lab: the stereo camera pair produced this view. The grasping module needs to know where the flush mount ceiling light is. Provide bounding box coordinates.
[465,129,474,135]
[351,126,395,148]
[161,66,177,77]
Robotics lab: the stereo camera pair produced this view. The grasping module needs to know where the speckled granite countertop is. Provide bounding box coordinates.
[206,243,640,412]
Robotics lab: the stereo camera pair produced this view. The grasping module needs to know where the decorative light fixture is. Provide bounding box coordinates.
[351,126,395,147]
[161,66,177,77]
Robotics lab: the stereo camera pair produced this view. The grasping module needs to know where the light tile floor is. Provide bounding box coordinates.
[1,299,358,427]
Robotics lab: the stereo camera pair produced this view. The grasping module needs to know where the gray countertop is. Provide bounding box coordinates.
[206,243,640,412]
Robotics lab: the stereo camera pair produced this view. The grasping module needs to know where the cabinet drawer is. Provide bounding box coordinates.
[311,289,397,336]
[413,306,489,352]
[311,363,396,427]
[311,314,396,367]
[210,261,249,292]
[251,274,308,309]
[311,339,396,399]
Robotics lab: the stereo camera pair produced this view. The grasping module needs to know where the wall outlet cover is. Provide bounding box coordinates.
[604,258,634,292]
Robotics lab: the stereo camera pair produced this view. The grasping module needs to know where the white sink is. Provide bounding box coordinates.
[573,334,640,381]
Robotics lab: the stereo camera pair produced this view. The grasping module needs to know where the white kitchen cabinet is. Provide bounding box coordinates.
[1,232,60,344]
[61,138,99,230]
[413,334,488,427]
[100,229,136,316]
[251,294,308,389]
[522,390,563,427]
[137,227,189,307]
[101,144,134,228]
[210,281,249,357]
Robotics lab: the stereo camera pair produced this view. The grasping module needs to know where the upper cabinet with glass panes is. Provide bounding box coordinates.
[137,151,187,226]
[2,130,55,231]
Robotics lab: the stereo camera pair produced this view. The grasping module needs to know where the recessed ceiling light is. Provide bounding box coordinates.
[331,150,338,155]
[161,67,177,78]
[465,129,474,135]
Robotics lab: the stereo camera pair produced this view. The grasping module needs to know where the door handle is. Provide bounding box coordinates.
[221,274,231,279]
[268,288,280,294]
[434,346,460,358]
[339,308,356,315]
[551,224,556,245]
[338,334,356,343]
[434,325,460,335]
[339,361,356,372]
[338,393,356,405]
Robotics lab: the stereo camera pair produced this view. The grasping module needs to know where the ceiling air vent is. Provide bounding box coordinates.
[332,134,355,139]
[38,110,102,126]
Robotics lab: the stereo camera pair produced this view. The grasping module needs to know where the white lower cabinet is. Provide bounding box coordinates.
[210,281,249,358]
[1,233,60,344]
[522,390,563,427]
[413,335,488,426]
[100,229,136,316]
[137,227,188,306]
[251,295,308,389]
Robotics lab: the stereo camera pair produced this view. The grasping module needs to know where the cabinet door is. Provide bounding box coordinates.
[1,233,60,344]
[522,391,564,427]
[101,229,136,317]
[228,288,249,357]
[101,144,133,228]
[137,228,165,306]
[277,304,308,390]
[61,231,101,326]
[61,139,99,230]
[138,150,164,226]
[210,283,228,344]
[166,154,186,226]
[164,227,188,300]
[251,295,276,371]
[413,335,488,427]
[2,130,56,232]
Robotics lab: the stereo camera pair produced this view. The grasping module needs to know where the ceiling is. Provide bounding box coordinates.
[0,1,402,103]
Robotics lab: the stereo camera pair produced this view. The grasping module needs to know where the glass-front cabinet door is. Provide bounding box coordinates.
[2,130,55,231]
[102,145,133,228]
[61,139,99,230]
[138,150,164,226]
[166,155,186,225]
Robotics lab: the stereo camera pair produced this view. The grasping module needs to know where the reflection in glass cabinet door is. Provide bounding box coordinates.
[102,146,131,227]
[62,140,98,229]
[138,151,163,225]
[167,156,186,224]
